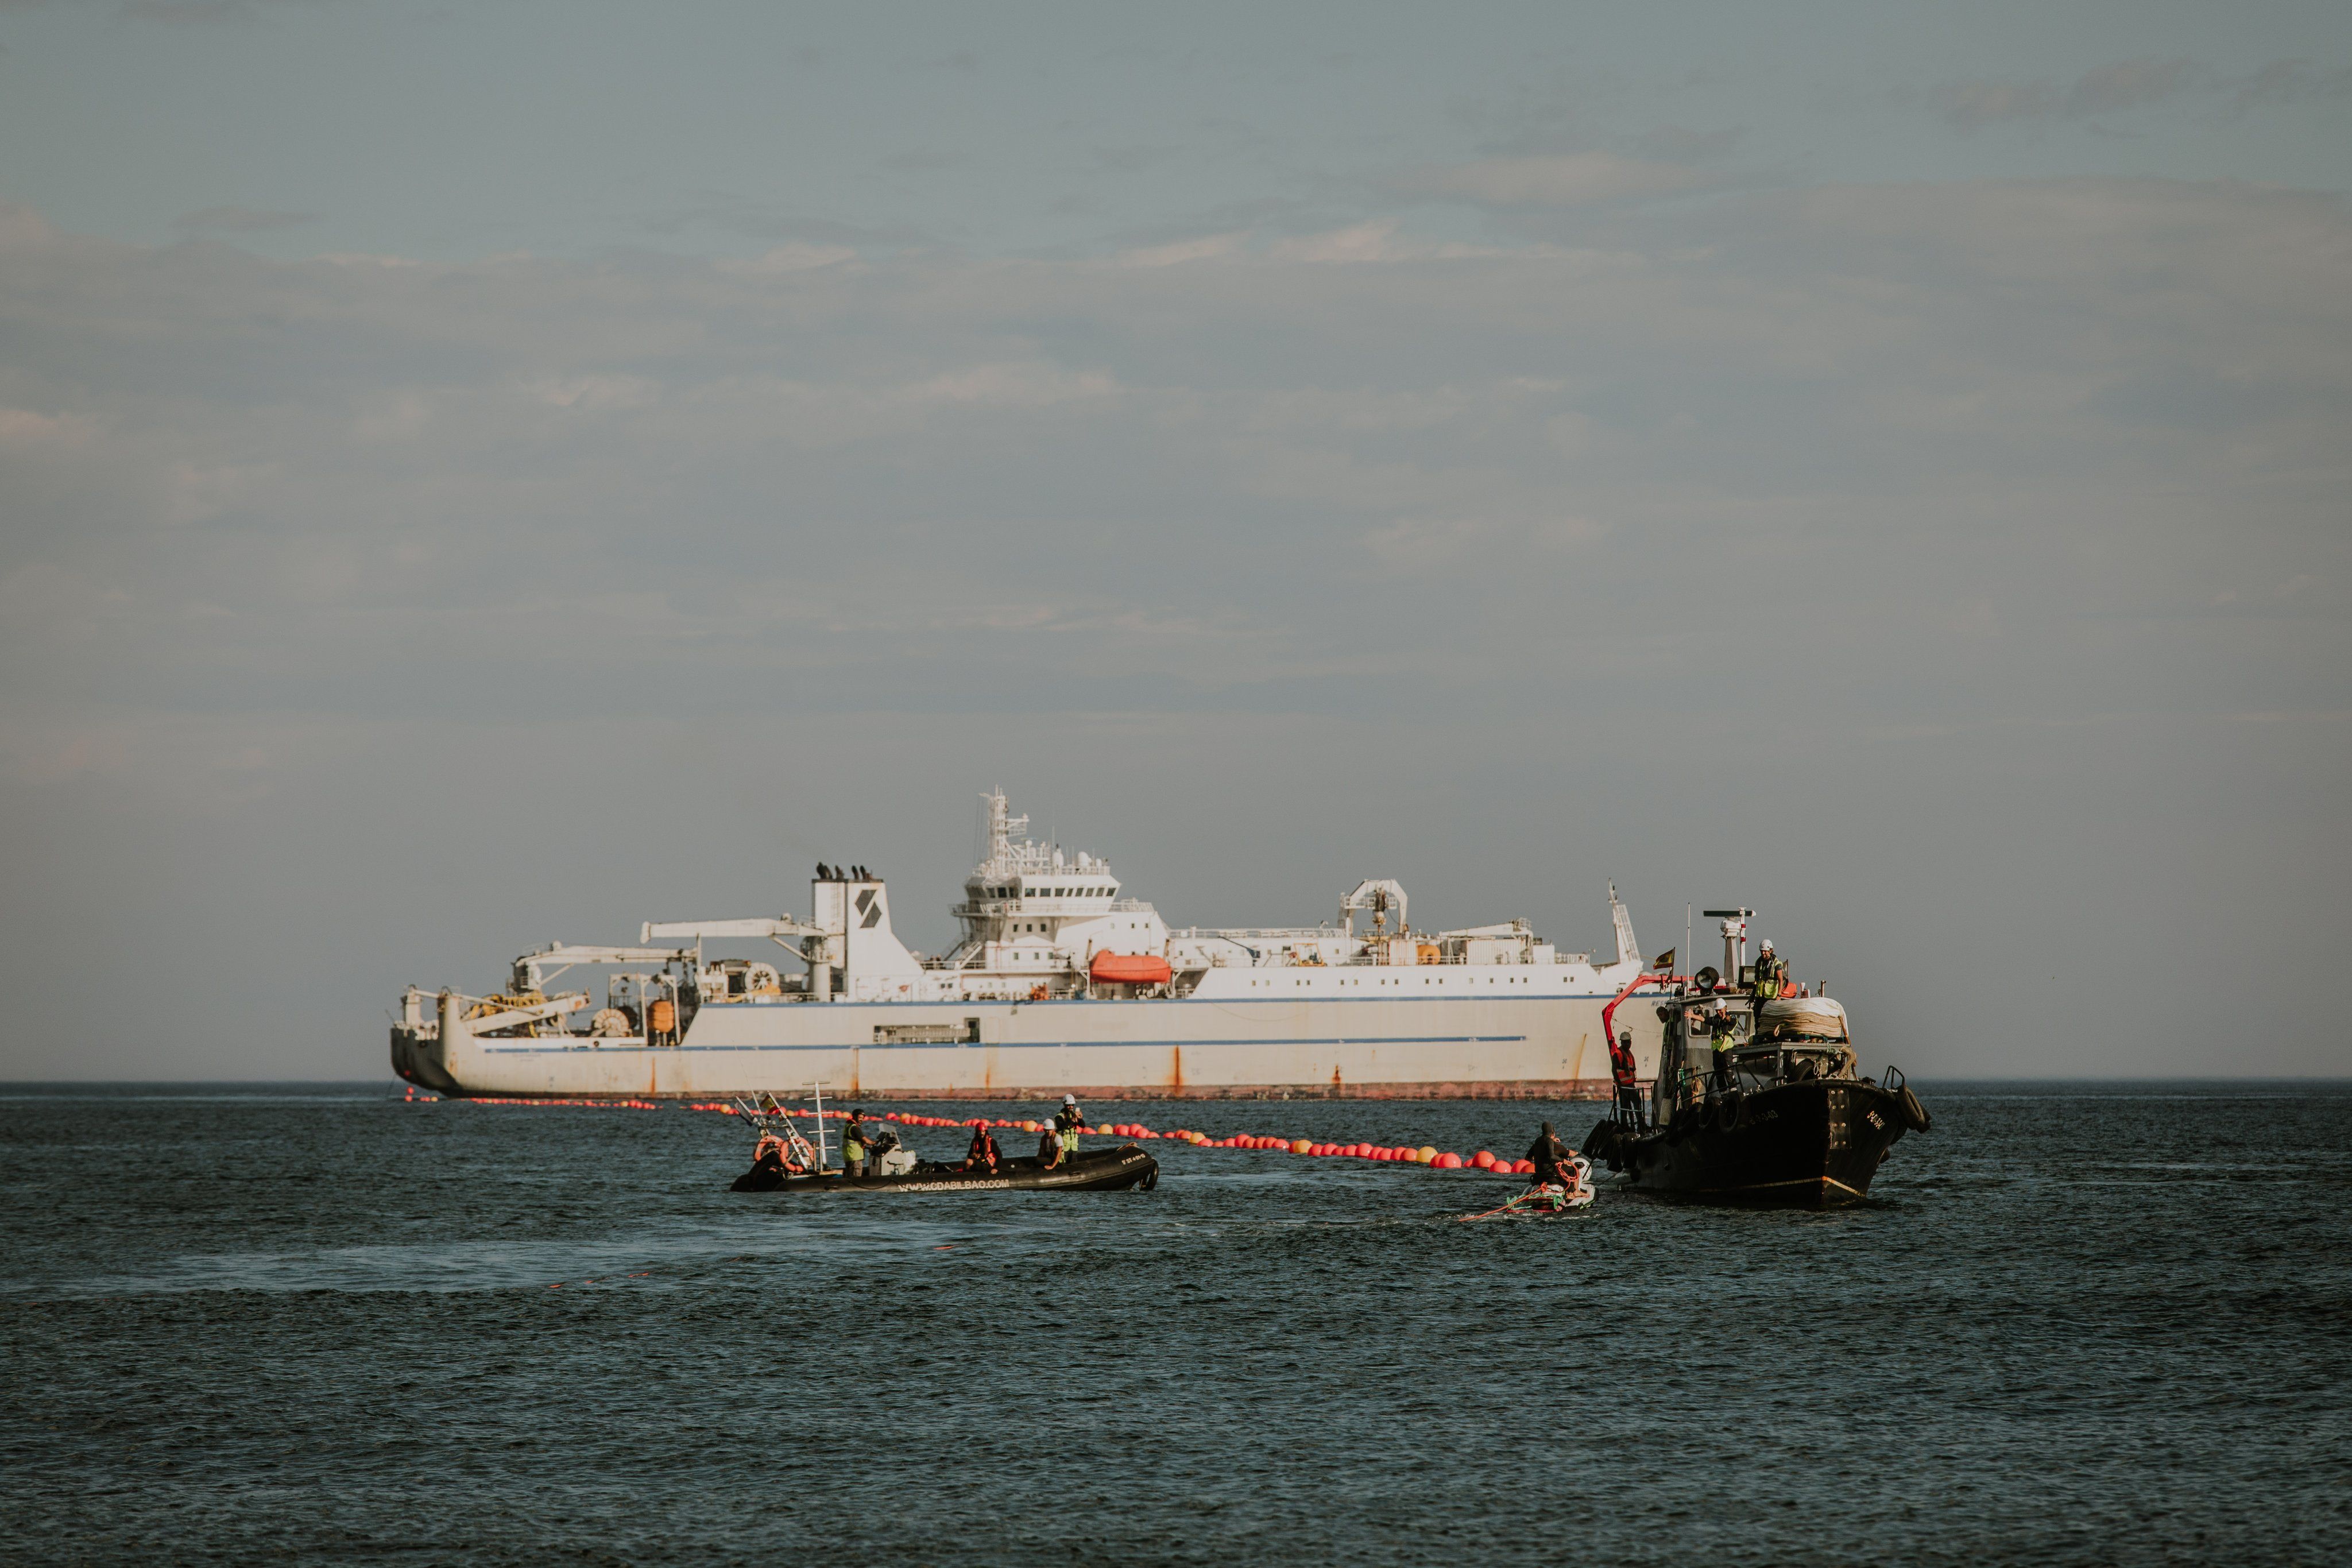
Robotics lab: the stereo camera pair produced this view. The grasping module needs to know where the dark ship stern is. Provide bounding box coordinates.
[1625,1079,1910,1206]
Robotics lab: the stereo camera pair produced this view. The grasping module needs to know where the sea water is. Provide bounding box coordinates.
[3,1082,2347,1565]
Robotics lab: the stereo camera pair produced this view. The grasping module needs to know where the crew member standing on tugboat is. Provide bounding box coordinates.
[1751,939,1788,1003]
[1610,1032,1645,1129]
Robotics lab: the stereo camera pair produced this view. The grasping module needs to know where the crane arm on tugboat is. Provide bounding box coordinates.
[1600,971,1676,1060]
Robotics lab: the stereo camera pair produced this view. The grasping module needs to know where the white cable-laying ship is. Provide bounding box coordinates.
[392,792,1665,1101]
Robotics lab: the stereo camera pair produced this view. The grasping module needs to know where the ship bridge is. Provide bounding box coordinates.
[938,789,1170,985]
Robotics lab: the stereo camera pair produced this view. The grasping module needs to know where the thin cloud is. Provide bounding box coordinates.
[1928,56,2347,129]
[1398,152,1710,208]
[2230,59,2352,114]
[173,206,319,234]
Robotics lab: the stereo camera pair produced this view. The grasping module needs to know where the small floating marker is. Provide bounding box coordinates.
[1434,1152,1463,1169]
[1472,1151,1496,1169]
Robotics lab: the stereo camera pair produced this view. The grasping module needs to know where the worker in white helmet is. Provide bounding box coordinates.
[1053,1093,1086,1162]
[1751,938,1789,1004]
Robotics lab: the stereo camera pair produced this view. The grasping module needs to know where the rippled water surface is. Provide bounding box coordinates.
[5,1082,2349,1565]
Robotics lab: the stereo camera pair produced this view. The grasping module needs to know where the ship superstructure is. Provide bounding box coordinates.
[392,792,1665,1101]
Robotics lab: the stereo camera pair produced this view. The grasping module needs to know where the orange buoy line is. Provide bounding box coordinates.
[404,1094,1542,1171]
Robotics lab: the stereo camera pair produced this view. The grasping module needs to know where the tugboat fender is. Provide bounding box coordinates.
[1712,1091,1742,1134]
[1897,1086,1932,1133]
[1584,1120,1619,1163]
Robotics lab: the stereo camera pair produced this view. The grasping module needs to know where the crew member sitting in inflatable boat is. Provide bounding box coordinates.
[1525,1122,1576,1187]
[730,1133,802,1192]
[962,1123,1003,1173]
[1036,1118,1065,1170]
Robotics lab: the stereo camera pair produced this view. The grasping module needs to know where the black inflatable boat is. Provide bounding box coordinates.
[732,1143,1158,1194]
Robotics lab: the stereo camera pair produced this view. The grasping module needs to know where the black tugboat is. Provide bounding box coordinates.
[1584,911,1929,1207]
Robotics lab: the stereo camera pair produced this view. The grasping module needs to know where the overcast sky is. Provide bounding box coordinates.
[2,1,2346,1080]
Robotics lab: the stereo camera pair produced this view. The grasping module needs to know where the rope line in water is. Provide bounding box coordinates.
[402,1089,1552,1175]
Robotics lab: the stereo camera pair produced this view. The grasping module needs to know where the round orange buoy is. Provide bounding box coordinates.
[1472,1150,1496,1168]
[1434,1151,1463,1169]
[1291,1139,1312,1155]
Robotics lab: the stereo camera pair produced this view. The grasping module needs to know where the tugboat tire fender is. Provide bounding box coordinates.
[1712,1092,1742,1134]
[1897,1086,1932,1134]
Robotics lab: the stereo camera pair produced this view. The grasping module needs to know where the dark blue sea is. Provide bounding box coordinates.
[4,1082,2348,1565]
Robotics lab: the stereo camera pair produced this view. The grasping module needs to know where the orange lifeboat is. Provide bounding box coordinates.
[1089,952,1173,986]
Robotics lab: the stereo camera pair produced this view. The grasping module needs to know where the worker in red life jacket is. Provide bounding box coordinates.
[962,1123,1002,1172]
[1610,1030,1646,1130]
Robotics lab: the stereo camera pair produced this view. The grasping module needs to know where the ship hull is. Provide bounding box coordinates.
[393,990,1650,1101]
[1601,1080,1906,1207]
